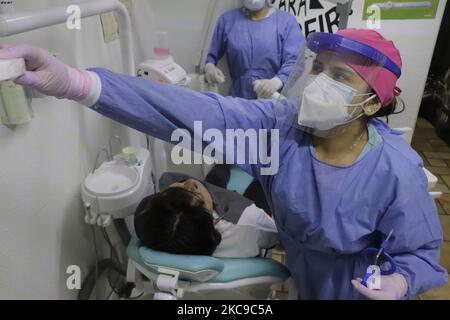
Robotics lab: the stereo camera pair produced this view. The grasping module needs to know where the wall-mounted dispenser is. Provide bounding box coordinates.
[0,58,33,125]
[0,0,15,15]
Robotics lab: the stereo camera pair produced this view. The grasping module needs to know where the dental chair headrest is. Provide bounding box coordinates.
[139,246,224,282]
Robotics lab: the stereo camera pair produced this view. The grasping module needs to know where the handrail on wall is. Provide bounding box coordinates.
[0,0,135,75]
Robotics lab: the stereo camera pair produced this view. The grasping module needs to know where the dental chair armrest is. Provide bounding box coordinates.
[430,191,443,199]
[423,167,438,191]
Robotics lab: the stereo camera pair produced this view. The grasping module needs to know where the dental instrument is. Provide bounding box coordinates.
[361,229,396,289]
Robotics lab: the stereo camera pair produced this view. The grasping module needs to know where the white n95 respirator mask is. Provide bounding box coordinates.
[298,73,375,131]
[243,0,267,11]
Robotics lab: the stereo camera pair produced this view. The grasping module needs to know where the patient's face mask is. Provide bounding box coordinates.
[298,73,375,131]
[242,0,267,11]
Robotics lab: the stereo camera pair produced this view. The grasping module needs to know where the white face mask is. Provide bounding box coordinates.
[298,73,375,131]
[243,0,267,12]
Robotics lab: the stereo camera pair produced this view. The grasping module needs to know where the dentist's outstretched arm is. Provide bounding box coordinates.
[0,44,294,178]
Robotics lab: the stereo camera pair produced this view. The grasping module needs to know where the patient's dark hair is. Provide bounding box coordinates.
[134,187,221,256]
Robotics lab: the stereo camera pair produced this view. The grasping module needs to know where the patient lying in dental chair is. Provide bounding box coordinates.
[134,165,278,258]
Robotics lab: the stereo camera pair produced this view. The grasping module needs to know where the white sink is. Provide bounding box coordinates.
[81,148,154,225]
[84,164,139,196]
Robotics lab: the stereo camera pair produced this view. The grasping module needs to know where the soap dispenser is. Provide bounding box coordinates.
[0,58,33,125]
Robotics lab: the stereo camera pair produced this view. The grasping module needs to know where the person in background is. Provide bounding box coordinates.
[205,0,305,99]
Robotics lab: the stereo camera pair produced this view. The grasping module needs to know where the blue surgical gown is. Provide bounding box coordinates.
[206,9,305,99]
[88,68,448,299]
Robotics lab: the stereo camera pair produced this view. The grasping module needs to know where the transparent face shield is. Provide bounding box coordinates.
[275,32,392,138]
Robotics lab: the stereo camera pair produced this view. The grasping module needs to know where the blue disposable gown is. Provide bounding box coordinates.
[88,68,448,299]
[206,9,305,99]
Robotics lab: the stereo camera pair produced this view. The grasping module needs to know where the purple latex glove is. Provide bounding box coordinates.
[0,44,91,101]
[352,273,408,300]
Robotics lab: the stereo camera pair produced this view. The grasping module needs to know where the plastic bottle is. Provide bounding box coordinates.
[122,146,138,166]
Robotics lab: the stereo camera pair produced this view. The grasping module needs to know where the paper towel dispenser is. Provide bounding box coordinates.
[0,58,33,125]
